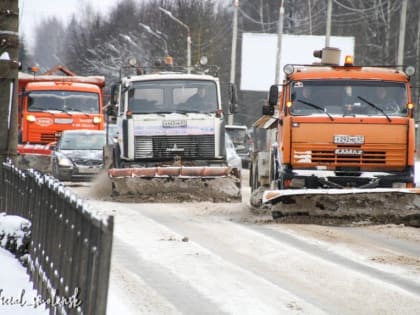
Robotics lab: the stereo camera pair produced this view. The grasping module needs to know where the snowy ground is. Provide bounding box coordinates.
[1,163,420,314]
[0,214,48,314]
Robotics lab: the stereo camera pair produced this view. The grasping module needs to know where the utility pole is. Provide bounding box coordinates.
[274,0,285,85]
[228,0,239,125]
[325,0,332,47]
[397,0,408,65]
[0,0,19,174]
[308,0,312,35]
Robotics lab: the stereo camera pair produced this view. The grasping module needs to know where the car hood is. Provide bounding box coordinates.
[59,149,103,161]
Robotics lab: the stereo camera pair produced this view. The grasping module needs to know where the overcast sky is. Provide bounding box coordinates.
[19,0,118,48]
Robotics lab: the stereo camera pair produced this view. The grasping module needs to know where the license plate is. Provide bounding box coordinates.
[162,120,187,128]
[333,135,364,144]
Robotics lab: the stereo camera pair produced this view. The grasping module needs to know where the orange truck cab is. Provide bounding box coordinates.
[18,69,105,145]
[264,48,416,191]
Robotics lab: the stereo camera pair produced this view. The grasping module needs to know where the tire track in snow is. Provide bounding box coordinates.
[111,238,228,315]
[106,203,328,315]
[78,193,420,315]
[137,207,420,315]
[342,227,420,258]
[250,225,420,296]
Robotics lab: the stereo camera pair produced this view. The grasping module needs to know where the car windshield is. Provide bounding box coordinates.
[290,80,408,117]
[28,91,100,113]
[59,133,106,150]
[127,79,218,114]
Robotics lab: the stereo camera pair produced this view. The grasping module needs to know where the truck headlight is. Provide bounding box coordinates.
[93,116,102,124]
[26,115,36,122]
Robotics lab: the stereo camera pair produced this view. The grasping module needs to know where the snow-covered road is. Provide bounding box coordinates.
[71,170,420,315]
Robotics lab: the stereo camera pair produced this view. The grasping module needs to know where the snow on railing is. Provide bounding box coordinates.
[0,163,113,315]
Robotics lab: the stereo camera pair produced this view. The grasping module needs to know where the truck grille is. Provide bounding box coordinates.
[293,144,406,166]
[40,133,56,143]
[135,135,215,159]
[73,159,103,166]
[310,150,386,164]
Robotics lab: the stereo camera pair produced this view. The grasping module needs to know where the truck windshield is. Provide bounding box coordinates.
[290,80,408,117]
[128,79,218,114]
[28,91,100,114]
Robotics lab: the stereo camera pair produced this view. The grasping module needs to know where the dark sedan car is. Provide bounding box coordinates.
[50,129,106,181]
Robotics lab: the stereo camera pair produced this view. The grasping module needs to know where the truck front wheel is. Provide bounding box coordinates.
[112,144,121,168]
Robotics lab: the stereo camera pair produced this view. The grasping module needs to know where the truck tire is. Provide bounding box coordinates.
[250,161,260,191]
[103,144,115,169]
[112,144,121,168]
[249,161,253,188]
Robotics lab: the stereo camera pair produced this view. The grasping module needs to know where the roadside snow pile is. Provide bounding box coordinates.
[0,212,31,257]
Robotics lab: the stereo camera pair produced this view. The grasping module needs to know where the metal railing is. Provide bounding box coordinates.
[0,162,113,315]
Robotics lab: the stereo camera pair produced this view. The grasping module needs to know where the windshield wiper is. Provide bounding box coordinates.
[357,96,391,122]
[296,99,334,121]
[28,106,47,112]
[175,109,202,114]
[133,111,172,116]
[66,107,90,117]
[48,107,73,116]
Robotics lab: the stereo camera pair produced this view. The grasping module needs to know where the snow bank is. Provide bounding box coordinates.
[0,213,31,256]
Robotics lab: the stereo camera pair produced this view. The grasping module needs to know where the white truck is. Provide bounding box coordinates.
[105,63,241,201]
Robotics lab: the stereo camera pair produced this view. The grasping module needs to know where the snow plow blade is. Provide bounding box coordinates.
[263,188,420,227]
[15,144,52,173]
[108,166,241,202]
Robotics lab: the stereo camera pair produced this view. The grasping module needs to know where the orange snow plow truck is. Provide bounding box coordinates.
[16,65,105,172]
[250,47,420,226]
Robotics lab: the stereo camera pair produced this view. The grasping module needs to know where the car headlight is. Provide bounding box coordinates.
[58,156,73,167]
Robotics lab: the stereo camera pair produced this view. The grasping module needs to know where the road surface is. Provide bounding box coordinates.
[69,171,420,315]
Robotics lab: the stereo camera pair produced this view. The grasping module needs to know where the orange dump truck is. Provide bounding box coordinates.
[16,65,105,171]
[250,47,420,225]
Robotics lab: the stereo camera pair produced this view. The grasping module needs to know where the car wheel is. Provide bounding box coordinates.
[52,162,71,182]
[52,162,60,180]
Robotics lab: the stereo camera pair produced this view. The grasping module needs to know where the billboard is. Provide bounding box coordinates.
[240,33,355,92]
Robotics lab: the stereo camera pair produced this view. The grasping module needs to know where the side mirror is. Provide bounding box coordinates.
[106,104,117,117]
[229,83,238,113]
[110,84,120,106]
[268,85,279,106]
[262,104,274,115]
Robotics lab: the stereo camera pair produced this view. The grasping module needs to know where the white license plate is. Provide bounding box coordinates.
[334,135,364,144]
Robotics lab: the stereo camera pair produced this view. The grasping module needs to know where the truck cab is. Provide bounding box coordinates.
[109,70,230,169]
[104,64,242,202]
[250,48,416,205]
[18,69,105,144]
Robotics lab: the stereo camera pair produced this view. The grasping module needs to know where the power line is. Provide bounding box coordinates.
[238,7,278,26]
[333,0,389,13]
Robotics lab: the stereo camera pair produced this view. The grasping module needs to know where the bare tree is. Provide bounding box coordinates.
[32,17,66,71]
[24,0,420,127]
